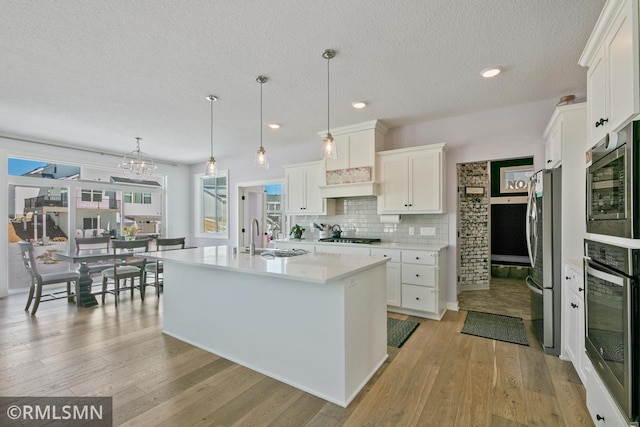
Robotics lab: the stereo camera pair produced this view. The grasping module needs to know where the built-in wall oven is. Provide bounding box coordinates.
[584,239,639,422]
[586,121,639,238]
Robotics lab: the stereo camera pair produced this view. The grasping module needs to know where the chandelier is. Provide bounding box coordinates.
[118,137,156,180]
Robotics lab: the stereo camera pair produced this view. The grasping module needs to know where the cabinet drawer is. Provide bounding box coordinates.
[586,367,628,426]
[402,264,435,287]
[370,248,401,263]
[402,250,436,265]
[402,284,437,313]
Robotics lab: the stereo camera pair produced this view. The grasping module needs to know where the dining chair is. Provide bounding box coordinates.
[144,237,185,297]
[101,238,150,306]
[18,241,80,315]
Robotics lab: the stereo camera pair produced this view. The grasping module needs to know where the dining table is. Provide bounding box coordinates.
[54,248,145,307]
[54,243,195,308]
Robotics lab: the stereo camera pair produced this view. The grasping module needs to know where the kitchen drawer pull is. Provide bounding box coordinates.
[596,414,605,421]
[415,257,420,260]
[578,287,583,292]
[570,303,578,309]
[595,118,609,128]
[415,274,420,277]
[565,276,570,280]
[415,297,420,300]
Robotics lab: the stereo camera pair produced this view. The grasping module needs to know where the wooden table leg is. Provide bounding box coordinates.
[77,263,98,308]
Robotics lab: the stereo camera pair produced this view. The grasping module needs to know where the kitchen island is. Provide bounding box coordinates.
[148,245,389,407]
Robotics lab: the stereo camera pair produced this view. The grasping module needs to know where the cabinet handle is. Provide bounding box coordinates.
[595,118,609,128]
[578,287,583,292]
[570,303,578,309]
[547,159,552,164]
[596,414,605,421]
[415,274,420,277]
[565,276,570,280]
[415,297,420,300]
[404,204,408,207]
[409,204,412,207]
[416,257,420,260]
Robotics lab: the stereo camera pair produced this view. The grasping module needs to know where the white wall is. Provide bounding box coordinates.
[0,137,191,297]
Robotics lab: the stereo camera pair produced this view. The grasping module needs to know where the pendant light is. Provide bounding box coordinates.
[254,75,269,169]
[118,137,157,180]
[205,95,218,176]
[322,49,337,159]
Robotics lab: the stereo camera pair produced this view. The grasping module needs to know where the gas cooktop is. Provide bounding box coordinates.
[318,237,381,244]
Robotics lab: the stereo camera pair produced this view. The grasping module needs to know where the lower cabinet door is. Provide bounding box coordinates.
[401,284,436,313]
[586,367,629,426]
[386,262,401,306]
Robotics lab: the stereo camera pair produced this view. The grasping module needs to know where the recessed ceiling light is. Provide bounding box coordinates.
[352,101,366,109]
[268,123,280,129]
[481,67,501,78]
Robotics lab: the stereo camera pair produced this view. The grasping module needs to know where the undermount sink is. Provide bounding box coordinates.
[240,247,271,255]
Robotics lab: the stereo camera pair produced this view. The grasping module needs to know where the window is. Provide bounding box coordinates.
[195,170,228,238]
[83,217,98,229]
[143,193,151,204]
[81,189,102,202]
[124,192,132,203]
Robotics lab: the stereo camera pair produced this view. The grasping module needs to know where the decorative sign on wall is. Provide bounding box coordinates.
[499,165,534,194]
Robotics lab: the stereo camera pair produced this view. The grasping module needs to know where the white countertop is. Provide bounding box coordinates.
[273,239,448,252]
[145,245,388,284]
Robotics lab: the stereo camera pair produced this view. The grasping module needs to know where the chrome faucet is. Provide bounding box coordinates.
[249,218,259,255]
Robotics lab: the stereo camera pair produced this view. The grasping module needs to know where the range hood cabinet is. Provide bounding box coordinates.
[318,120,387,199]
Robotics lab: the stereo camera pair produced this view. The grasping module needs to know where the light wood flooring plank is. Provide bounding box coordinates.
[0,280,594,427]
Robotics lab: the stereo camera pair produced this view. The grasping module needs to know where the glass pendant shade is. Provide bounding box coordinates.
[254,146,268,169]
[205,156,216,176]
[324,133,337,159]
[322,49,337,160]
[254,75,269,169]
[118,137,156,180]
[205,95,218,176]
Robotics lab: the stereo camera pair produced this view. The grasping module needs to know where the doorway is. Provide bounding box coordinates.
[236,181,285,250]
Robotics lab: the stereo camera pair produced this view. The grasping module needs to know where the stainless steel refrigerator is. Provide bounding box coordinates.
[525,167,562,355]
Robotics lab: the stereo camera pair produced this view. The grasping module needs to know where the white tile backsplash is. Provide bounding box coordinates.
[290,196,448,244]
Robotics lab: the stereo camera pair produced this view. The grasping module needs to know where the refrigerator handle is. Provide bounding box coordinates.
[525,180,535,267]
[525,276,543,295]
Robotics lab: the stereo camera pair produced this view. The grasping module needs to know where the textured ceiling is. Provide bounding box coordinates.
[0,0,605,165]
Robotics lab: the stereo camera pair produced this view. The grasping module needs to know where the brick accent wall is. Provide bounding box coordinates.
[457,161,490,290]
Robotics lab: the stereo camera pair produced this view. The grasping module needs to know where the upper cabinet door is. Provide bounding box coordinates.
[586,46,607,146]
[378,155,408,213]
[607,1,638,134]
[409,150,442,212]
[303,164,325,214]
[284,167,306,213]
[581,0,639,148]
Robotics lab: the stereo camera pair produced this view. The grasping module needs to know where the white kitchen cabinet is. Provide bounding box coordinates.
[585,360,630,426]
[580,0,640,148]
[377,143,446,214]
[562,263,587,384]
[389,248,447,320]
[544,120,562,169]
[284,161,335,215]
[371,248,401,306]
[323,120,386,173]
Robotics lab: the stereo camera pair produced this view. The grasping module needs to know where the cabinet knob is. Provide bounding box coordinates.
[596,414,605,421]
[415,274,420,277]
[571,303,578,309]
[547,159,552,164]
[416,257,420,260]
[565,276,570,280]
[578,287,583,292]
[404,204,408,207]
[595,118,609,128]
[415,297,420,300]
[409,204,412,207]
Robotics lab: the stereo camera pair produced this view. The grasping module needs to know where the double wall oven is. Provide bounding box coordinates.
[584,240,639,422]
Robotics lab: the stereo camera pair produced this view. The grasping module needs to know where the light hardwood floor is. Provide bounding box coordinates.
[0,289,593,426]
